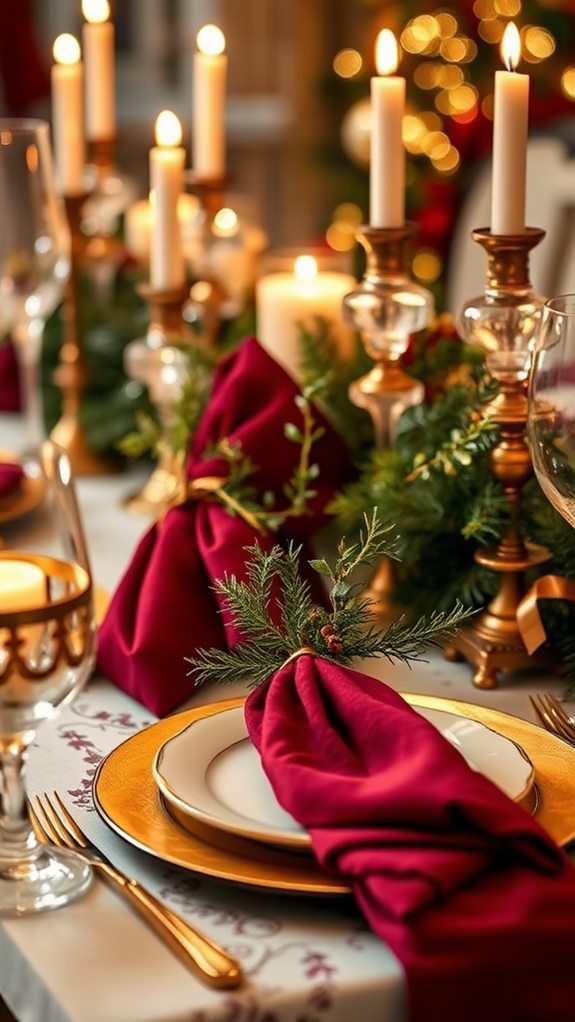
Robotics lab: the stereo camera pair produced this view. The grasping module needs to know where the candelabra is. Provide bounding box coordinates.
[444,227,555,688]
[51,192,114,475]
[343,222,434,617]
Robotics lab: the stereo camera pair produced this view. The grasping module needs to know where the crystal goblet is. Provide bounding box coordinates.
[0,119,70,451]
[529,295,575,527]
[0,441,95,915]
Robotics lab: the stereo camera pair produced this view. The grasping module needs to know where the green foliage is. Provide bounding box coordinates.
[117,343,215,460]
[298,316,373,454]
[187,510,474,687]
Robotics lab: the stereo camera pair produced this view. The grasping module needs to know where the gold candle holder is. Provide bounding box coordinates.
[123,285,190,517]
[50,193,117,475]
[137,282,190,339]
[343,222,433,619]
[445,227,555,688]
[184,172,230,346]
[0,551,94,703]
[87,136,117,175]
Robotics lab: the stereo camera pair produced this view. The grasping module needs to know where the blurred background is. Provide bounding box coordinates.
[2,0,575,296]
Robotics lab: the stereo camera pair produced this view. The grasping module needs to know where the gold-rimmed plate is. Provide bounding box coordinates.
[0,449,45,527]
[152,702,535,853]
[93,693,575,896]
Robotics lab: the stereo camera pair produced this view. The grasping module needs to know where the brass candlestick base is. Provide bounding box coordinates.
[137,282,190,340]
[51,193,116,476]
[344,223,433,618]
[446,227,554,688]
[186,172,228,220]
[88,137,117,174]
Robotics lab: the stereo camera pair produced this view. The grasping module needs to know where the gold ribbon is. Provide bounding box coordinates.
[279,646,318,669]
[184,472,267,535]
[517,575,575,654]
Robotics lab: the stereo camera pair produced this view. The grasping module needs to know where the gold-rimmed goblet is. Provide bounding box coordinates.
[0,441,95,914]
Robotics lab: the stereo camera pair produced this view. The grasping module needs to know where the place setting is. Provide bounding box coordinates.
[3,2,575,1021]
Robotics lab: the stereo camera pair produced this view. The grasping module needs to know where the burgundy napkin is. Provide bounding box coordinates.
[0,461,23,499]
[97,338,350,715]
[245,656,575,1022]
[0,342,21,412]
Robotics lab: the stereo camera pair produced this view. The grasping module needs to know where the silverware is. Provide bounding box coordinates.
[30,792,243,989]
[530,692,575,744]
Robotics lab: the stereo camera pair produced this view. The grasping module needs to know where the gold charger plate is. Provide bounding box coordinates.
[0,449,45,527]
[93,693,575,896]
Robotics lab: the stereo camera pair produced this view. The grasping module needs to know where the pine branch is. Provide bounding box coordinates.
[186,510,473,687]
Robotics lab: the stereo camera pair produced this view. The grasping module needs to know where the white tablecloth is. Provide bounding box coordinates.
[0,413,572,1022]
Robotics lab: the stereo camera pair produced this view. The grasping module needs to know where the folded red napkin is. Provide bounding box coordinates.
[0,461,23,499]
[0,342,21,412]
[245,655,575,1022]
[97,338,351,715]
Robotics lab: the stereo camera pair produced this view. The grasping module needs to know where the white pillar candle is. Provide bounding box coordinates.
[0,560,45,612]
[256,256,356,382]
[51,34,85,195]
[82,0,116,142]
[193,24,227,179]
[149,111,185,290]
[491,22,529,235]
[370,29,405,229]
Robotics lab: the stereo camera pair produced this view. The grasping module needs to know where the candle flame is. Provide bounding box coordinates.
[197,24,226,56]
[375,29,399,76]
[501,22,521,71]
[53,33,81,66]
[294,255,318,284]
[155,110,183,147]
[213,207,239,237]
[82,0,110,24]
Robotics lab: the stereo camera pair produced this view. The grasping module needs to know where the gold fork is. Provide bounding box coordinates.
[31,792,243,989]
[530,692,575,744]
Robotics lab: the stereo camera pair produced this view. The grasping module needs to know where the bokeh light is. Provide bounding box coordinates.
[333,48,363,78]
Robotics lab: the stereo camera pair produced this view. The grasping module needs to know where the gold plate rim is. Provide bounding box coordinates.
[0,450,45,527]
[93,692,575,896]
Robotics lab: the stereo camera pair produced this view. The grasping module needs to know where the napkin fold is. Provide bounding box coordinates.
[97,338,350,715]
[0,461,23,499]
[245,656,575,1022]
[0,342,21,412]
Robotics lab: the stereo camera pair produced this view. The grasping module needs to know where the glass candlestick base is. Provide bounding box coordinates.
[344,224,433,449]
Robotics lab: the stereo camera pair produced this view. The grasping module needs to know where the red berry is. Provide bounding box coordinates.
[320,625,334,638]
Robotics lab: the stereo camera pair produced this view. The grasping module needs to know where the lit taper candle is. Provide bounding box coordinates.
[82,0,116,142]
[51,33,85,195]
[370,29,405,228]
[193,24,227,178]
[150,111,185,289]
[491,23,529,235]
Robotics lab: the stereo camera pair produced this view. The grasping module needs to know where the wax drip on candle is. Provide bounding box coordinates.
[82,0,110,23]
[53,33,81,65]
[501,22,521,71]
[197,24,226,56]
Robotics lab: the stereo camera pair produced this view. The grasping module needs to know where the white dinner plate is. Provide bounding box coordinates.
[153,701,535,852]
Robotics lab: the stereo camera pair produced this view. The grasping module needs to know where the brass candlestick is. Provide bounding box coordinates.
[445,227,555,688]
[50,193,115,475]
[343,222,434,618]
[123,284,190,516]
[88,137,117,175]
[184,172,229,346]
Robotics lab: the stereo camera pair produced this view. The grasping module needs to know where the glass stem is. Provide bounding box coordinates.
[0,738,37,866]
[12,316,45,452]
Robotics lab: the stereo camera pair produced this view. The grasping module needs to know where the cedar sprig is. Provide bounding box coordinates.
[186,510,474,687]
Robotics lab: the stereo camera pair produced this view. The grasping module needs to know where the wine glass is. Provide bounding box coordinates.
[528,295,575,526]
[0,441,95,915]
[0,120,71,451]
